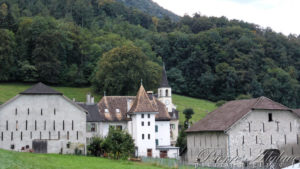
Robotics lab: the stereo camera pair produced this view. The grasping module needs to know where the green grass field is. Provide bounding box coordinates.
[0,83,217,125]
[0,149,167,169]
[172,94,217,124]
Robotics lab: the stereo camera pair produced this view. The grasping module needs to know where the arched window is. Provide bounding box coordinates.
[166,89,169,97]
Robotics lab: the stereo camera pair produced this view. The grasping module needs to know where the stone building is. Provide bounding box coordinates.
[186,97,300,168]
[0,83,87,154]
[81,84,179,158]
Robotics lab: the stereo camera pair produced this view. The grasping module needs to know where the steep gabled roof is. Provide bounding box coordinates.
[186,96,292,133]
[129,85,158,113]
[20,82,62,95]
[159,64,170,88]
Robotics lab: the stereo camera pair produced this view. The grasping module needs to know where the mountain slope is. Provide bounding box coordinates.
[116,0,180,21]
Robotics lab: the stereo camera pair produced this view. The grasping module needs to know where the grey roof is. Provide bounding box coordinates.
[160,64,170,88]
[20,82,62,95]
[77,103,102,122]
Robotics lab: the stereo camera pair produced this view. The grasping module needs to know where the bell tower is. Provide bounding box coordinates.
[158,64,174,112]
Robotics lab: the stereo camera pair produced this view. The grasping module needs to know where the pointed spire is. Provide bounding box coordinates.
[159,63,170,88]
[129,84,158,113]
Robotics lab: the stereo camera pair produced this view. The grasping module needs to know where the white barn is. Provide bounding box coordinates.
[186,97,300,168]
[0,83,87,154]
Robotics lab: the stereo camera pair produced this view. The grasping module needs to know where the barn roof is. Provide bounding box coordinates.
[20,82,62,95]
[186,96,292,133]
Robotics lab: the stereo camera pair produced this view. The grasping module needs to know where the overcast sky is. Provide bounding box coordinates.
[152,0,299,35]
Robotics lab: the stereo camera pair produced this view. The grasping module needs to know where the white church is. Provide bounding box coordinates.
[0,67,179,158]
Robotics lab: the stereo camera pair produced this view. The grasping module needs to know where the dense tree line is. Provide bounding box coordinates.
[1,0,300,107]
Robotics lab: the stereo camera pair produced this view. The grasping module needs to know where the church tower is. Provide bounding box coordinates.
[158,64,175,112]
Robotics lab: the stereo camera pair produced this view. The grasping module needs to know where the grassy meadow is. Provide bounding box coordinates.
[172,94,217,124]
[0,83,217,125]
[0,149,168,169]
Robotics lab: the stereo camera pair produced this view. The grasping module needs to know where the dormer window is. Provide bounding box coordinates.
[105,109,109,113]
[116,109,120,113]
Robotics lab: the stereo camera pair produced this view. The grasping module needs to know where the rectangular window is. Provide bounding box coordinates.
[44,120,46,130]
[6,121,8,131]
[30,132,32,139]
[148,134,150,140]
[155,125,158,132]
[155,139,159,146]
[25,120,28,130]
[148,122,150,126]
[285,135,287,144]
[58,131,60,140]
[290,122,292,132]
[297,135,299,145]
[142,134,144,140]
[248,122,251,132]
[116,125,122,130]
[16,121,18,131]
[262,123,265,132]
[63,121,65,130]
[67,131,69,140]
[242,136,244,145]
[53,121,56,131]
[15,108,17,115]
[148,114,150,118]
[141,121,144,126]
[256,136,258,144]
[141,114,144,118]
[54,108,56,115]
[21,132,23,141]
[1,132,3,141]
[268,113,273,122]
[49,132,51,140]
[271,135,273,144]
[77,131,79,140]
[40,132,42,139]
[72,121,74,131]
[41,109,43,116]
[277,122,279,132]
[35,120,37,131]
[91,123,96,132]
[28,108,30,115]
[11,132,13,141]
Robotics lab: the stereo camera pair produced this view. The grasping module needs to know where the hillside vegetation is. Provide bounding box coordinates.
[1,0,300,108]
[116,0,180,21]
[0,149,166,169]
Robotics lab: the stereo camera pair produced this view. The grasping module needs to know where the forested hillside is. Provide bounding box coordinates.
[115,0,180,21]
[1,0,300,108]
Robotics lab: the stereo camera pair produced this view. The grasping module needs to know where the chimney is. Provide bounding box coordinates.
[147,91,153,100]
[86,93,91,104]
[127,99,133,112]
[91,96,94,104]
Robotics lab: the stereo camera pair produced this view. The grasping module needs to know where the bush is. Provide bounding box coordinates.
[216,100,226,107]
[102,127,135,159]
[88,137,104,157]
